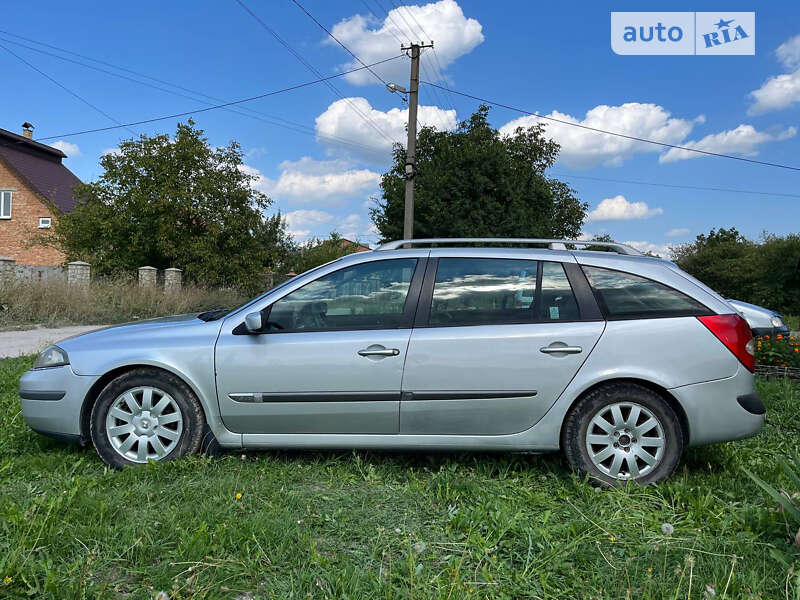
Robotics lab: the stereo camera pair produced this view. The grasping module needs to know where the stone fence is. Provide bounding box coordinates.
[0,257,183,292]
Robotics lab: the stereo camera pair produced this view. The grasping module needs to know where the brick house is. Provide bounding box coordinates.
[0,123,82,266]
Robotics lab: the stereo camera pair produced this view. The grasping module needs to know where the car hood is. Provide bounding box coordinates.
[55,313,202,346]
[55,313,225,376]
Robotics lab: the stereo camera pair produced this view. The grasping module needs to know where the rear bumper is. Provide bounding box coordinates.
[19,366,98,444]
[751,325,790,338]
[669,366,764,446]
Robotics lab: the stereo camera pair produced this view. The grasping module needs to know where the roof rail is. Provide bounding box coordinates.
[374,238,643,256]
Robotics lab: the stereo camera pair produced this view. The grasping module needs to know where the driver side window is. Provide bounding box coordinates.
[267,259,418,332]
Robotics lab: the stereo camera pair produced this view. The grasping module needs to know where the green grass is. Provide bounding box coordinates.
[785,314,800,331]
[1,356,799,599]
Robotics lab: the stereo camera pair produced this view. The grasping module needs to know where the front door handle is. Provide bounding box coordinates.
[540,345,583,354]
[358,347,400,357]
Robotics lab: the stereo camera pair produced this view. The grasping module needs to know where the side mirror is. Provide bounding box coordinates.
[244,311,263,333]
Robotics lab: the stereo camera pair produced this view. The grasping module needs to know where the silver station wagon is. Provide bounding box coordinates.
[19,238,765,485]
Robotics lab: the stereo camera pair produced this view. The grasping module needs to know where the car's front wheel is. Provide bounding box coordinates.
[90,368,204,469]
[562,382,683,486]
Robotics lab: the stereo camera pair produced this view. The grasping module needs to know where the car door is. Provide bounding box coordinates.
[400,252,605,435]
[215,256,426,434]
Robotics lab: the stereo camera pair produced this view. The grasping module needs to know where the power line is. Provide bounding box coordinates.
[289,0,391,87]
[0,41,136,136]
[423,81,800,172]
[235,0,396,146]
[34,55,404,141]
[0,35,385,154]
[550,171,800,200]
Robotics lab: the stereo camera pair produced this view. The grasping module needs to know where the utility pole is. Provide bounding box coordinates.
[399,42,433,241]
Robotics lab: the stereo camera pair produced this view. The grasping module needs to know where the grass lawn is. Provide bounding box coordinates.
[1,356,799,599]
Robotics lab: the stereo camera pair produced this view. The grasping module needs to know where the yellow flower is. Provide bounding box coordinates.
[235,492,243,500]
[3,576,11,584]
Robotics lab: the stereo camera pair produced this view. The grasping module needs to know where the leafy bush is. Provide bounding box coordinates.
[744,454,800,549]
[0,277,247,328]
[756,334,800,369]
[672,228,800,316]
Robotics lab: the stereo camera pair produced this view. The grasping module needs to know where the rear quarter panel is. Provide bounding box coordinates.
[518,316,740,450]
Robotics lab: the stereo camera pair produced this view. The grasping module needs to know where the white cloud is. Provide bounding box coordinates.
[748,34,800,115]
[623,240,671,258]
[283,209,336,240]
[587,195,663,222]
[500,103,700,168]
[242,157,381,205]
[315,97,457,161]
[330,0,484,86]
[748,70,800,115]
[665,227,690,238]
[282,209,377,244]
[659,124,796,163]
[50,140,81,157]
[336,213,378,243]
[777,34,800,71]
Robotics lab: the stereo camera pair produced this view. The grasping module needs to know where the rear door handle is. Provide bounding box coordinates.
[540,346,583,354]
[358,348,400,357]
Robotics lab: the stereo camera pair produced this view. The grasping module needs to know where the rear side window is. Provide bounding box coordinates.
[430,258,539,326]
[582,265,710,319]
[541,262,580,321]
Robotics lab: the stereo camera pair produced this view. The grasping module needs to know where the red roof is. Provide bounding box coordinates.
[0,128,82,214]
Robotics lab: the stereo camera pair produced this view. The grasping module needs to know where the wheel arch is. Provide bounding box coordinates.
[79,363,210,444]
[558,377,690,448]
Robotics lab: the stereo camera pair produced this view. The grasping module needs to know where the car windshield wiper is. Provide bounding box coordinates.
[196,309,230,322]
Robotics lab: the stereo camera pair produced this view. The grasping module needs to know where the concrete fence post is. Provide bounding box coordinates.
[67,261,90,287]
[164,268,182,292]
[0,257,15,283]
[138,266,157,287]
[265,270,274,290]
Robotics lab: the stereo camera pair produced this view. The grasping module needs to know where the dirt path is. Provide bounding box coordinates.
[0,325,106,358]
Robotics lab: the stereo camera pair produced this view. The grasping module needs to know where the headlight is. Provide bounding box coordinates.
[771,316,784,328]
[33,345,69,369]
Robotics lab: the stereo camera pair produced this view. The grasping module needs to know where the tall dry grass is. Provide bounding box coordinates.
[0,277,247,329]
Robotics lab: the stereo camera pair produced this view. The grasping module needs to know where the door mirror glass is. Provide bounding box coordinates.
[244,311,263,333]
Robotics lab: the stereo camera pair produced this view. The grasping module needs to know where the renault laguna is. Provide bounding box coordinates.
[19,238,764,485]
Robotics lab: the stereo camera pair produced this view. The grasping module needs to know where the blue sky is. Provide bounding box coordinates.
[3,1,799,254]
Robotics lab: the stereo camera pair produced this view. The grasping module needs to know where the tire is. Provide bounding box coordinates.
[562,382,683,486]
[90,368,205,469]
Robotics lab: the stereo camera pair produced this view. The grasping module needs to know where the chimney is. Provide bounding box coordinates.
[21,122,34,139]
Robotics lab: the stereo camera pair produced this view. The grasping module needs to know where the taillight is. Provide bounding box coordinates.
[697,314,755,373]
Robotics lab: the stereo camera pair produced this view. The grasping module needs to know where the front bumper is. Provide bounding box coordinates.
[670,365,765,446]
[19,365,98,444]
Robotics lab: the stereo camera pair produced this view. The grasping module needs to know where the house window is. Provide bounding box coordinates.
[0,191,11,219]
[38,217,52,229]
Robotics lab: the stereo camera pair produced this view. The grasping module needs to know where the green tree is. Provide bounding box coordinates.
[672,228,759,300]
[290,232,362,273]
[50,121,291,290]
[370,106,587,241]
[672,228,800,314]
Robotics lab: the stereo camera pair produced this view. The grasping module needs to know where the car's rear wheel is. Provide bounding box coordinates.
[90,369,204,469]
[562,382,683,486]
